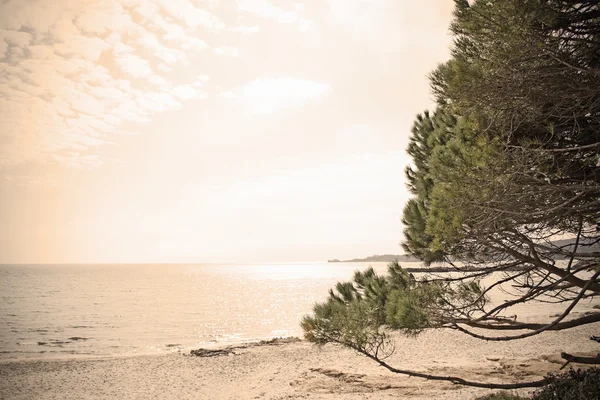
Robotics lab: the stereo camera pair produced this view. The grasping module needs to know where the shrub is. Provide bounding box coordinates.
[531,368,600,400]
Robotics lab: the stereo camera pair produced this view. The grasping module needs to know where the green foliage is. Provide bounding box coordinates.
[385,287,431,335]
[469,369,600,399]
[301,297,382,348]
[403,0,600,262]
[302,262,485,346]
[401,108,457,263]
[303,0,600,386]
[531,368,600,400]
[402,198,441,263]
[470,369,600,400]
[426,132,505,252]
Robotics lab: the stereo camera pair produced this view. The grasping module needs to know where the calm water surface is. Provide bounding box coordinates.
[0,262,405,360]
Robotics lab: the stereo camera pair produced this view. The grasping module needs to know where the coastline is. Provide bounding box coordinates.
[0,335,304,364]
[2,325,599,400]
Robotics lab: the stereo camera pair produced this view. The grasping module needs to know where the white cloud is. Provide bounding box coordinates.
[157,63,172,72]
[70,92,106,115]
[0,29,33,47]
[238,0,297,23]
[230,25,260,34]
[52,18,80,42]
[113,41,135,54]
[214,46,240,57]
[52,152,104,168]
[114,52,156,79]
[55,36,111,62]
[0,0,213,170]
[225,77,329,114]
[155,0,225,30]
[237,0,311,30]
[75,0,125,35]
[172,85,202,100]
[27,45,55,60]
[137,33,186,64]
[193,75,210,84]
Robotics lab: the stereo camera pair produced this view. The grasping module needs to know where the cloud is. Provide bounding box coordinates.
[0,0,318,173]
[223,77,329,114]
[237,0,312,31]
[0,37,6,58]
[238,0,297,23]
[214,46,240,57]
[0,0,213,170]
[114,52,157,79]
[172,85,205,100]
[52,152,104,168]
[0,29,33,47]
[154,0,225,30]
[229,25,260,34]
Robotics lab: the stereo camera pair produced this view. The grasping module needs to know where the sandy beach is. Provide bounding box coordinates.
[2,320,599,400]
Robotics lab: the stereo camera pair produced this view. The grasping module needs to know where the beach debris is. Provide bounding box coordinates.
[256,337,301,346]
[190,348,234,357]
[189,337,302,357]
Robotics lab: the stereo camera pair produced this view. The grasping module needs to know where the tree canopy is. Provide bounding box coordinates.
[302,0,600,389]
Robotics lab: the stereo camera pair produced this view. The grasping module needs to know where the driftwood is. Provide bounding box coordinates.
[190,337,302,357]
[190,348,233,357]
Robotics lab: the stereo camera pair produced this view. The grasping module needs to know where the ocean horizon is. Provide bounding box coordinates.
[0,261,405,360]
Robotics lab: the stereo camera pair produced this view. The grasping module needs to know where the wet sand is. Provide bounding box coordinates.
[2,322,599,400]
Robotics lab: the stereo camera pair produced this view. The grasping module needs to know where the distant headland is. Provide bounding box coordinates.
[327,254,420,263]
[326,254,478,274]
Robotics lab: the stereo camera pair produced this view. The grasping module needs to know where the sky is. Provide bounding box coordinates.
[0,0,454,264]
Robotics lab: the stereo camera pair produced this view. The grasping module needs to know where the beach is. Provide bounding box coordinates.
[2,263,599,399]
[2,322,599,400]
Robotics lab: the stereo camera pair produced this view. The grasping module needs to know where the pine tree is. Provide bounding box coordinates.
[302,0,600,389]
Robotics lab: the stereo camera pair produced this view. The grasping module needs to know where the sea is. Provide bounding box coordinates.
[0,262,402,360]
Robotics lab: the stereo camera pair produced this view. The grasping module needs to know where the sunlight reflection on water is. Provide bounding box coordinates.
[0,262,404,360]
[3,261,590,361]
[199,262,391,280]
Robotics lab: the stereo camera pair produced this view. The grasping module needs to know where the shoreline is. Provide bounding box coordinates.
[0,336,303,364]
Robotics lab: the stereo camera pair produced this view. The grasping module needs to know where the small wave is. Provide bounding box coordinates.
[68,337,89,341]
[37,340,71,347]
[0,350,42,356]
